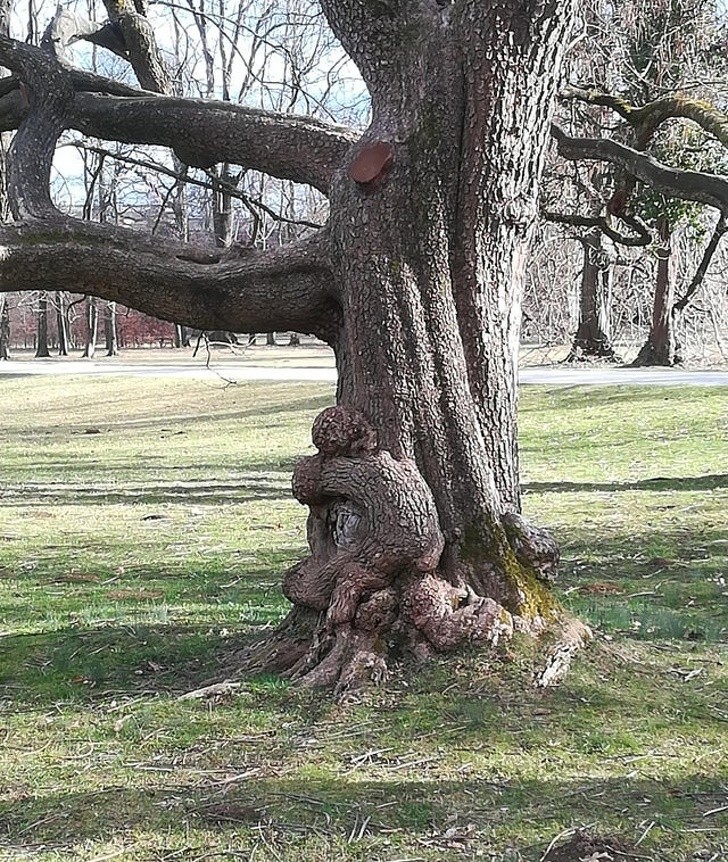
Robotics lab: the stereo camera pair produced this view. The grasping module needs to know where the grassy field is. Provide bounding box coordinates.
[0,373,726,861]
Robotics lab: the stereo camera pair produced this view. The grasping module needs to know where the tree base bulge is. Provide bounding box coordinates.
[240,406,591,697]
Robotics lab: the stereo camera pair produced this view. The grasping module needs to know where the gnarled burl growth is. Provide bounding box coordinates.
[243,406,573,697]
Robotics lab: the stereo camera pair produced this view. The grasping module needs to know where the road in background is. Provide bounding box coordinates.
[1,349,728,386]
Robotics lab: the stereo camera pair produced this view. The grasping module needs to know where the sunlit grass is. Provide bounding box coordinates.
[0,374,726,861]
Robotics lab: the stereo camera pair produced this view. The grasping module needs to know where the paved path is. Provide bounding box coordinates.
[1,358,727,386]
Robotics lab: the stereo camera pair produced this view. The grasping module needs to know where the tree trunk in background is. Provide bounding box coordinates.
[105,301,118,356]
[266,332,276,346]
[212,164,235,248]
[35,293,50,357]
[82,296,99,358]
[55,291,69,356]
[0,294,9,359]
[632,216,680,366]
[174,324,190,348]
[566,230,617,361]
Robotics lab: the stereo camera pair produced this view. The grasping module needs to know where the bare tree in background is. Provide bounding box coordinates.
[552,0,728,365]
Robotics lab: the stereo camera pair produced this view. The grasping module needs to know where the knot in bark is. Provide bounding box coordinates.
[311,405,377,457]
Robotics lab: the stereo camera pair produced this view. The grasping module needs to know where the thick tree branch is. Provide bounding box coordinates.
[552,125,728,213]
[0,37,75,218]
[319,0,437,97]
[72,92,357,192]
[0,219,339,335]
[562,86,728,149]
[0,30,357,193]
[0,79,357,193]
[101,0,173,93]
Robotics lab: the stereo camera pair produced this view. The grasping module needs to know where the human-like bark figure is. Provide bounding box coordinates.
[0,1,591,690]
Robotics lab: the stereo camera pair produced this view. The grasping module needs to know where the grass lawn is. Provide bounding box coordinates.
[0,374,726,861]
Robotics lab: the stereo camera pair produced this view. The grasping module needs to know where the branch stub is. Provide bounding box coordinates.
[348,140,394,188]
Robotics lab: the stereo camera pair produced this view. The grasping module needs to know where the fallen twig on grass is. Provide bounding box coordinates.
[177,680,241,700]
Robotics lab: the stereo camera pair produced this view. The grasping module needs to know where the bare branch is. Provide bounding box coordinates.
[0,36,74,218]
[552,124,728,213]
[71,91,357,192]
[673,215,727,313]
[543,208,651,246]
[562,86,728,149]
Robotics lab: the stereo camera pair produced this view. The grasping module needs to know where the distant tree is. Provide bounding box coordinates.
[35,292,50,357]
[0,294,9,359]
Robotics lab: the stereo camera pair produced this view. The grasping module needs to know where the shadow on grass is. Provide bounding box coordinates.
[520,384,727,410]
[1,479,291,506]
[0,774,725,856]
[91,392,333,431]
[524,474,728,494]
[0,622,272,708]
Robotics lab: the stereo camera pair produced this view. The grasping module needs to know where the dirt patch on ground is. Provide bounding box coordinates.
[543,830,642,862]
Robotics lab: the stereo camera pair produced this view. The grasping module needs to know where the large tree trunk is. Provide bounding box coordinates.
[632,216,680,366]
[244,1,586,695]
[566,230,618,361]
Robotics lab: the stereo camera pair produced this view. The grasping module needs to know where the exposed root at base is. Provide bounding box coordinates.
[534,617,593,687]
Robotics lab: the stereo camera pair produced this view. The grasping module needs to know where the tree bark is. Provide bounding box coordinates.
[245,0,586,694]
[632,216,680,366]
[174,324,190,348]
[566,230,618,361]
[0,292,9,358]
[55,290,69,356]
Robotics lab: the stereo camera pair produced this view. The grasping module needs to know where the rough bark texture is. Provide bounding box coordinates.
[0,0,591,692]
